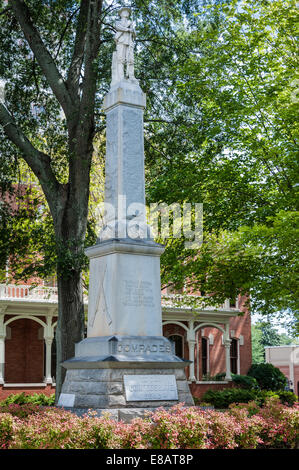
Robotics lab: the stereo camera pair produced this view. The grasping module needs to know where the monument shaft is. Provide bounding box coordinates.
[104,85,146,214]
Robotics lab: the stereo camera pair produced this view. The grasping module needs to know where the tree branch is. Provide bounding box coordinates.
[0,102,60,216]
[76,0,103,148]
[54,7,81,61]
[66,0,90,98]
[0,6,11,16]
[10,0,75,119]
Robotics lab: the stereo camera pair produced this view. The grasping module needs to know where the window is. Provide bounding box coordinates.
[230,338,238,374]
[168,335,183,358]
[201,337,208,376]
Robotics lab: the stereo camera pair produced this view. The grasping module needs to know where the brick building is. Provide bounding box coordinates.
[265,346,299,396]
[0,282,252,400]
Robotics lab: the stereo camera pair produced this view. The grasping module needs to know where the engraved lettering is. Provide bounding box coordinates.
[124,375,178,401]
[116,342,170,354]
[122,280,155,307]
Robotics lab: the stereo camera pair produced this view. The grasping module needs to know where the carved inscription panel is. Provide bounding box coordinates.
[124,375,178,401]
[122,280,154,307]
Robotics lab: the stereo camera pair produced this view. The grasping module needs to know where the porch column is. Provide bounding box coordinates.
[44,318,54,384]
[0,313,6,384]
[187,320,196,382]
[224,339,232,380]
[223,323,232,381]
[44,336,53,384]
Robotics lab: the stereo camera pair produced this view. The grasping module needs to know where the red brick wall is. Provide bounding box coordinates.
[275,364,299,396]
[231,295,252,375]
[190,381,236,399]
[5,318,44,383]
[163,295,252,381]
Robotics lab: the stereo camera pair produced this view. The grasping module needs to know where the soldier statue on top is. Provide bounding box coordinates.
[111,7,138,85]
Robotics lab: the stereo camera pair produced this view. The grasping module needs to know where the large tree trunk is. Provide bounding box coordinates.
[55,265,85,400]
[53,186,90,401]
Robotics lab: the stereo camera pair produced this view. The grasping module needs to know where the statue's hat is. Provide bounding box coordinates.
[119,7,131,16]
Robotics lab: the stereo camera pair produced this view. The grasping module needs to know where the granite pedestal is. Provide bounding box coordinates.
[58,334,194,420]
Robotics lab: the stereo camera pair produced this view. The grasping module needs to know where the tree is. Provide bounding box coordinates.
[0,0,107,398]
[0,0,200,398]
[145,0,299,332]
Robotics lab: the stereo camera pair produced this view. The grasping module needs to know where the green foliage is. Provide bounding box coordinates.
[201,388,258,409]
[144,0,299,330]
[0,401,298,449]
[202,372,226,381]
[0,392,55,407]
[231,374,259,390]
[274,391,298,407]
[251,324,265,364]
[251,322,297,364]
[201,387,297,409]
[248,363,288,391]
[0,413,13,449]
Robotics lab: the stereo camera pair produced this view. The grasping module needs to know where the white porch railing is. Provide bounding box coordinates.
[161,293,238,311]
[0,284,58,301]
[0,285,238,311]
[0,284,91,303]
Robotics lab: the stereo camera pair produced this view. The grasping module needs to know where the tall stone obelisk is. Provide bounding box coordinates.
[58,8,193,419]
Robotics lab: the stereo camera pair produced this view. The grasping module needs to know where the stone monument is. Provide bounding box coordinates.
[57,7,194,421]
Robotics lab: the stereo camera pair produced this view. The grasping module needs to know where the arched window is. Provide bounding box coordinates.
[202,337,208,376]
[168,334,183,359]
[230,338,238,374]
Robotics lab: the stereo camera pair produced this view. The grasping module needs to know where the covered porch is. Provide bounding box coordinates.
[0,284,241,399]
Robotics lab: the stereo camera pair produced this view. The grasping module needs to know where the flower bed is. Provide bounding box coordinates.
[0,398,298,449]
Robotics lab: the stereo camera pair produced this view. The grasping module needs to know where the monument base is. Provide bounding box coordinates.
[58,336,194,418]
[58,406,191,423]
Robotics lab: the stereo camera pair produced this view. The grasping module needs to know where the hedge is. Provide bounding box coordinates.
[201,388,297,409]
[0,399,298,449]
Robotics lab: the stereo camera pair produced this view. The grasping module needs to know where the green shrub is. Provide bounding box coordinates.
[247,363,287,391]
[201,387,298,409]
[202,372,226,382]
[277,390,298,406]
[201,388,258,409]
[257,390,298,406]
[0,403,42,419]
[0,393,55,407]
[214,372,226,381]
[231,374,259,390]
[0,413,13,449]
[1,401,298,449]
